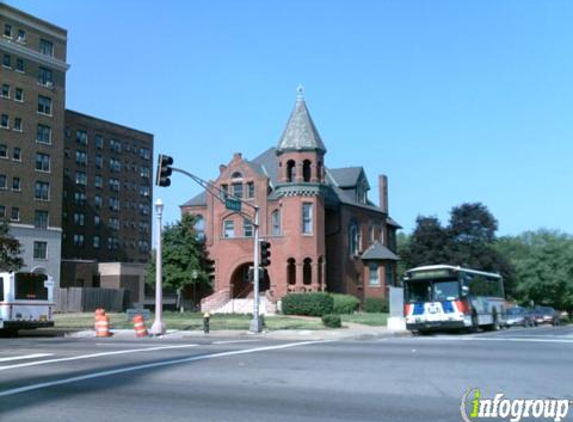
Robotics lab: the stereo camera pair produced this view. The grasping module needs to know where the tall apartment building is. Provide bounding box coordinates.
[61,110,153,294]
[0,3,69,284]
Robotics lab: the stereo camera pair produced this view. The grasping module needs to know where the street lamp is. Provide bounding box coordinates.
[150,198,166,336]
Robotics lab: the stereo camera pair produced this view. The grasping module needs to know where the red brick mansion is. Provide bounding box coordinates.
[181,89,400,310]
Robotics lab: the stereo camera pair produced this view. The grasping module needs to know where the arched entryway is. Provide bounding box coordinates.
[230,263,271,298]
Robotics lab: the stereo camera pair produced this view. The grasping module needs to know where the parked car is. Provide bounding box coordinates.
[505,306,535,328]
[531,306,561,326]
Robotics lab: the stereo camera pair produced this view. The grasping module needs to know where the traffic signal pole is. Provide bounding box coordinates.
[250,207,262,333]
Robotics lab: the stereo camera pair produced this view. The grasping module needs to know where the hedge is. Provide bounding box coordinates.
[331,294,360,314]
[363,297,389,313]
[282,292,334,317]
[322,314,342,328]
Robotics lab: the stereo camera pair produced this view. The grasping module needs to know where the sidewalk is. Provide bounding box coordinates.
[65,322,410,341]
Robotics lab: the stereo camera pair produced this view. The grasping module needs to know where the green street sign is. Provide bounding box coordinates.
[225,198,241,212]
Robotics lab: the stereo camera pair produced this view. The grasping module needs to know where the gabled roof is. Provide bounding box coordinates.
[276,90,326,153]
[328,167,365,189]
[250,147,279,185]
[181,191,207,207]
[361,241,400,261]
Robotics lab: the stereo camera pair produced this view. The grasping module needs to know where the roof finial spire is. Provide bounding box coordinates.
[296,84,305,101]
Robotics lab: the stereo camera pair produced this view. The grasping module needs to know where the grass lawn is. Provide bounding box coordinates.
[53,312,324,331]
[340,313,388,326]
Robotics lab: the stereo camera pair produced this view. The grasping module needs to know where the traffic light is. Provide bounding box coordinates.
[204,258,215,280]
[260,241,271,267]
[156,154,173,187]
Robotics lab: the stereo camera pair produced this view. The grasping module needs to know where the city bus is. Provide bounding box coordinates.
[0,271,55,334]
[403,265,505,333]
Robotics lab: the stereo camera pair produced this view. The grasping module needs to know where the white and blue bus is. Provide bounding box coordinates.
[0,271,55,334]
[403,265,505,333]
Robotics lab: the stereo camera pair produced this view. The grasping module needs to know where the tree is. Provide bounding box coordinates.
[0,219,23,272]
[399,216,453,269]
[146,214,211,310]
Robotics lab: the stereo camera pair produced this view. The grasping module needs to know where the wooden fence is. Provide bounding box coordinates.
[55,288,127,313]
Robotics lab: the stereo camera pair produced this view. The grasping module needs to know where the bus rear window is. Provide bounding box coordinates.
[0,277,4,301]
[14,273,48,300]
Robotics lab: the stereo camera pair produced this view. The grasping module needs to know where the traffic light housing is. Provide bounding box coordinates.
[260,241,271,267]
[156,154,173,187]
[204,258,215,280]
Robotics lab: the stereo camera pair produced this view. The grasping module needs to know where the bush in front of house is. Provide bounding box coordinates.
[363,297,389,313]
[321,314,342,328]
[282,292,334,317]
[331,294,360,314]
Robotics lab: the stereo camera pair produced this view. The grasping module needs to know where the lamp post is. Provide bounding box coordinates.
[150,198,166,336]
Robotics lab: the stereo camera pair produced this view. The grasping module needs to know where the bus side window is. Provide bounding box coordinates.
[0,276,3,301]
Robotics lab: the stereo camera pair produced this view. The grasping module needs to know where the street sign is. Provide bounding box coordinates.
[225,198,241,212]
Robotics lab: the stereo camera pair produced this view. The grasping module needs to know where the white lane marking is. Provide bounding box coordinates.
[0,344,200,371]
[0,340,331,397]
[0,353,53,363]
[212,339,260,345]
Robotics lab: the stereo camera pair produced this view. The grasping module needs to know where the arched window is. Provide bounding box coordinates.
[231,171,242,179]
[349,223,358,255]
[271,210,281,236]
[286,160,296,182]
[287,258,296,285]
[194,215,205,241]
[302,160,312,182]
[303,258,312,285]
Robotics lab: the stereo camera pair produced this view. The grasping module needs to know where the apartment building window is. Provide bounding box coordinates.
[2,53,10,68]
[139,204,150,216]
[94,194,102,208]
[223,220,235,238]
[39,39,54,56]
[109,217,119,231]
[17,29,25,42]
[139,147,150,160]
[38,67,53,86]
[76,130,88,145]
[75,171,87,186]
[109,158,121,172]
[110,139,122,153]
[302,203,313,234]
[139,185,150,197]
[95,154,103,169]
[34,211,49,229]
[12,177,21,191]
[1,114,8,128]
[0,205,5,218]
[35,153,50,172]
[93,236,100,249]
[75,151,87,165]
[243,219,253,237]
[37,124,51,144]
[35,181,50,200]
[94,215,101,226]
[15,58,24,72]
[0,144,6,158]
[1,84,9,98]
[3,24,12,38]
[15,87,23,102]
[11,207,20,221]
[94,175,103,189]
[109,197,120,212]
[74,192,86,206]
[74,212,85,226]
[140,166,150,178]
[109,178,120,192]
[107,237,119,250]
[0,175,7,189]
[13,118,22,132]
[33,241,48,260]
[95,135,103,149]
[73,234,84,247]
[12,147,20,161]
[38,96,52,115]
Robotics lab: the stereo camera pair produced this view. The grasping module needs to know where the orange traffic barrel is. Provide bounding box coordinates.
[95,314,111,337]
[94,308,106,331]
[133,314,148,338]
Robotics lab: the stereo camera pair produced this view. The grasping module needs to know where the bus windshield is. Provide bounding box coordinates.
[406,277,460,303]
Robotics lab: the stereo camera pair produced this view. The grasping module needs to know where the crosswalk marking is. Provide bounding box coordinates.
[0,353,53,363]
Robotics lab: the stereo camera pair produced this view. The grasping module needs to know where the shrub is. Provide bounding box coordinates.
[331,294,360,314]
[321,314,342,328]
[282,292,334,317]
[363,297,389,313]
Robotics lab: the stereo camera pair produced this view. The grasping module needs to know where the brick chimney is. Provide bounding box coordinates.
[379,174,388,214]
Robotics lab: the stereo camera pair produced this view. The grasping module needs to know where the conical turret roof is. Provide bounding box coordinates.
[276,86,327,154]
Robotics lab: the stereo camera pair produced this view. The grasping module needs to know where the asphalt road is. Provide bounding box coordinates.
[1,325,572,422]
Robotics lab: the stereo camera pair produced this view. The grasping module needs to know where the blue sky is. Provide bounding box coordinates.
[10,0,573,236]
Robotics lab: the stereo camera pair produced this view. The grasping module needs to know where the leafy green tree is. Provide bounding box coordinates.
[0,219,23,272]
[146,214,211,309]
[399,216,453,269]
